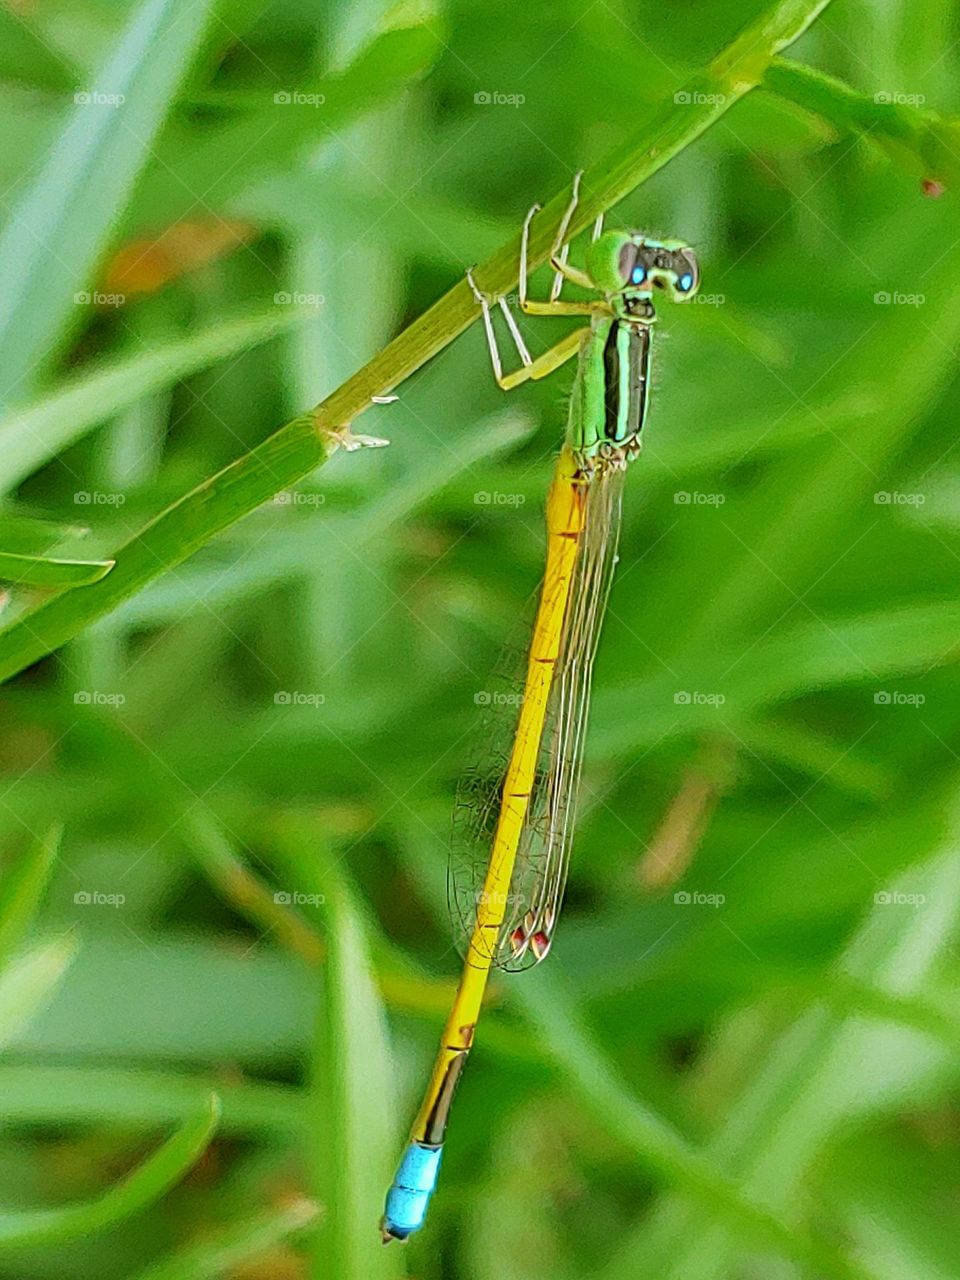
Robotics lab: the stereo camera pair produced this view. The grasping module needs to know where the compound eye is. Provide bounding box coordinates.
[674,248,699,295]
[630,261,647,285]
[617,241,639,286]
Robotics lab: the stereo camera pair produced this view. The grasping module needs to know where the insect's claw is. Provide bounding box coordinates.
[339,429,390,451]
[466,266,488,307]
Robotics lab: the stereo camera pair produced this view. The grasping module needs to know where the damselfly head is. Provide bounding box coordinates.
[586,231,699,303]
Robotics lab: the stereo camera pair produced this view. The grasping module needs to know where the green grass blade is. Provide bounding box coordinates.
[0,0,216,407]
[133,1198,318,1280]
[765,57,960,186]
[510,967,874,1280]
[0,825,61,968]
[0,8,75,92]
[602,840,960,1279]
[0,307,311,493]
[0,935,77,1050]
[0,1094,220,1248]
[133,8,445,228]
[0,1065,302,1137]
[307,847,399,1279]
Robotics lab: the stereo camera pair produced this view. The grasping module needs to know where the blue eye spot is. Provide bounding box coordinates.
[678,272,693,292]
[631,265,647,285]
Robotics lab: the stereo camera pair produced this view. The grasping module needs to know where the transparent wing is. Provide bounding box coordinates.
[447,465,625,971]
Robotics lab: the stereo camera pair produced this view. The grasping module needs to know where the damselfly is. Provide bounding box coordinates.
[382,172,699,1241]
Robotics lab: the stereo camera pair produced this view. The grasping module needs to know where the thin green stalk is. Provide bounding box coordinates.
[765,56,960,187]
[0,0,836,685]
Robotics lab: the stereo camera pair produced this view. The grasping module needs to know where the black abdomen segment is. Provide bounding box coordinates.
[602,321,651,447]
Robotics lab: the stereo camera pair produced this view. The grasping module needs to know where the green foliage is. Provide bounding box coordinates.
[0,0,958,1277]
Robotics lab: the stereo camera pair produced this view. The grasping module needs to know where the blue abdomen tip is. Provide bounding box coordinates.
[381,1143,442,1241]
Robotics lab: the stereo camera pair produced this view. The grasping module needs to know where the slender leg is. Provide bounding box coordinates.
[549,170,584,301]
[466,269,586,391]
[518,172,601,313]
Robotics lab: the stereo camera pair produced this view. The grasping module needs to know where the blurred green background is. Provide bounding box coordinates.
[0,0,959,1276]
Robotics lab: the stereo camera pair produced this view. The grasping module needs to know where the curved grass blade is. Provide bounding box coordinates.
[0,1094,220,1249]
